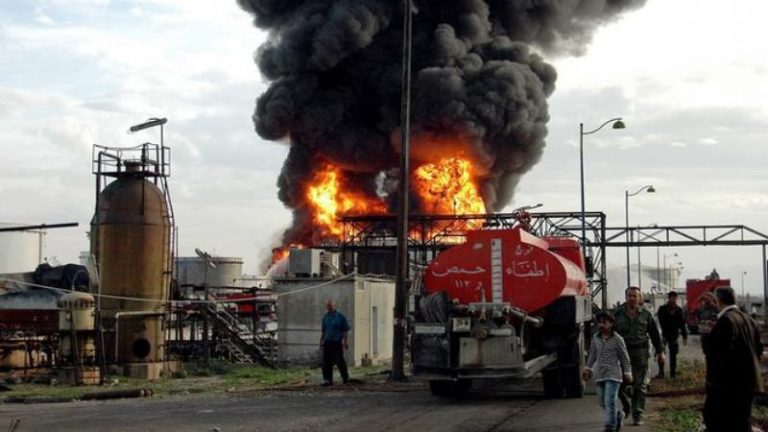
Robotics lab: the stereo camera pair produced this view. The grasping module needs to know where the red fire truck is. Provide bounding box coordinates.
[685,271,730,333]
[411,226,592,397]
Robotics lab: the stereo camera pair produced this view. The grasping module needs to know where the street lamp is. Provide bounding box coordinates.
[625,185,655,287]
[579,118,625,301]
[129,117,167,145]
[391,0,414,382]
[662,252,677,290]
[742,270,748,300]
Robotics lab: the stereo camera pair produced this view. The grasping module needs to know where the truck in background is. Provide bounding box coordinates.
[685,269,730,333]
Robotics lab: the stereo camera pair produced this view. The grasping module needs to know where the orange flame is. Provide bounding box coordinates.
[306,164,387,239]
[271,244,302,264]
[413,157,486,215]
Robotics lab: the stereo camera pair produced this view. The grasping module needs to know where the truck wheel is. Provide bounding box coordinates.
[542,367,563,398]
[428,379,471,397]
[563,326,586,398]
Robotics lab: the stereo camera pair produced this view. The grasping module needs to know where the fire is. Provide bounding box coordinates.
[413,157,486,215]
[306,164,387,238]
[271,245,302,264]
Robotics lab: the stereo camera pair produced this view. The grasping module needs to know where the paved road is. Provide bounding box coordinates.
[2,378,654,432]
[5,335,711,432]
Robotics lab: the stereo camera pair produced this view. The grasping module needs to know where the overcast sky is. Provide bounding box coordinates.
[1,0,766,300]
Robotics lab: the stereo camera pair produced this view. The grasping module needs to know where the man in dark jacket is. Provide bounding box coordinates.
[614,286,664,426]
[656,291,688,378]
[703,286,763,432]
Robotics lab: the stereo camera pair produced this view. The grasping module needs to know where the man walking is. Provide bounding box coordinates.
[320,299,351,386]
[703,286,763,432]
[656,291,688,378]
[614,286,663,426]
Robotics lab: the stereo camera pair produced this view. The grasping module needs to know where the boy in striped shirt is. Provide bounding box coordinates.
[583,311,633,432]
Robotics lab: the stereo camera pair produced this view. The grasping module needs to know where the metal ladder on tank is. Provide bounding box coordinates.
[202,295,275,367]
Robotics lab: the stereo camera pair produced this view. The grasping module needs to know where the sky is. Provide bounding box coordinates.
[1,0,766,302]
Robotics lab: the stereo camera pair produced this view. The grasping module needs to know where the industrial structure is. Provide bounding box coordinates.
[274,268,394,366]
[90,142,175,379]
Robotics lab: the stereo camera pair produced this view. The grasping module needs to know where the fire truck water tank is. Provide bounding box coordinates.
[424,227,587,312]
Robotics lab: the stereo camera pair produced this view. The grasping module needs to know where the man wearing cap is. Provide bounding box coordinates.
[614,286,663,426]
[656,291,688,378]
[703,286,763,432]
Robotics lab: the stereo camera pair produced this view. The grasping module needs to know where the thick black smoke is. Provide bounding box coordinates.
[239,0,646,245]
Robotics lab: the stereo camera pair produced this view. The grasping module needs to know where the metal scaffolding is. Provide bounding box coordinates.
[337,211,610,308]
[335,214,768,314]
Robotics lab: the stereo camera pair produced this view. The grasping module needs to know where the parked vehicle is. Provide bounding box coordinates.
[685,272,730,333]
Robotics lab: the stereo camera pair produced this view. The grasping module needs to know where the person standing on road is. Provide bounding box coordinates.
[703,286,763,432]
[656,291,688,378]
[613,286,663,426]
[583,311,633,432]
[320,299,351,386]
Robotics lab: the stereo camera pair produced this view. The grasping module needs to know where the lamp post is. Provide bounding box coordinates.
[129,117,167,146]
[579,117,625,303]
[624,185,655,288]
[391,0,413,382]
[662,252,677,290]
[742,271,747,300]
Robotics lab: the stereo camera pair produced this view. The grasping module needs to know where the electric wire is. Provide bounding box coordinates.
[0,271,362,305]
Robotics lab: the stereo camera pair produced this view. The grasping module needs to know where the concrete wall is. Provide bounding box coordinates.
[276,276,394,366]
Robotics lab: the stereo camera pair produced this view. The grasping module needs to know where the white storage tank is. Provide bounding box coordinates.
[0,223,41,273]
[176,256,244,288]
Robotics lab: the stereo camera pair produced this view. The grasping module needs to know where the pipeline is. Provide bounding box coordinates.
[506,306,544,328]
[80,388,154,401]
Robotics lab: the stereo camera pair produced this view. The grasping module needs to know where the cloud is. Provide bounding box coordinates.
[699,138,719,146]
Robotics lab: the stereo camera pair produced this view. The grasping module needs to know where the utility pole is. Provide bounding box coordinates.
[391,0,413,382]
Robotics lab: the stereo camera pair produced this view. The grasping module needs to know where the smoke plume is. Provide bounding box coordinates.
[238,0,646,246]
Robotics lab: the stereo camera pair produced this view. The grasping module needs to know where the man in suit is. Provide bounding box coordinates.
[703,286,763,432]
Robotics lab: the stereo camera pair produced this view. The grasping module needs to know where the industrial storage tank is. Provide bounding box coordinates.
[57,291,96,361]
[423,226,588,312]
[0,223,41,273]
[176,256,243,289]
[94,160,171,366]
